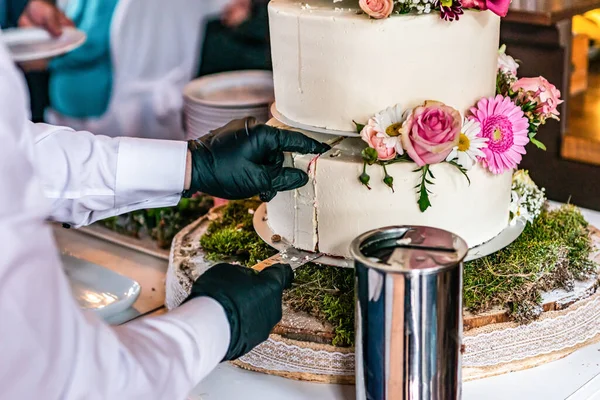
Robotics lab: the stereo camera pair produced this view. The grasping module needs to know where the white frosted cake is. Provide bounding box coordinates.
[269,0,500,132]
[267,123,512,258]
[266,0,545,258]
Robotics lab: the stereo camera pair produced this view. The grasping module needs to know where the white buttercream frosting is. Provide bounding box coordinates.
[269,0,501,131]
[267,120,512,258]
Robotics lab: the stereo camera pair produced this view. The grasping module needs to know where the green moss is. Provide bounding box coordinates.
[201,201,596,346]
[283,264,355,347]
[100,195,214,248]
[200,199,276,265]
[464,204,595,321]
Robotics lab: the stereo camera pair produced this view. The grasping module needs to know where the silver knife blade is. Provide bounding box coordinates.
[252,246,323,271]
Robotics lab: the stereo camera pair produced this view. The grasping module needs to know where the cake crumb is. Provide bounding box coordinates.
[396,238,412,246]
[271,234,282,243]
[329,149,342,158]
[248,209,255,215]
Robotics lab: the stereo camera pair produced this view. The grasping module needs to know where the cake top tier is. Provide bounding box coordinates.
[271,0,359,13]
[270,0,511,21]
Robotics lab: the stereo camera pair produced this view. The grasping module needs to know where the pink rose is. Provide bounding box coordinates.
[401,101,461,166]
[360,120,396,161]
[359,0,393,19]
[512,76,563,121]
[461,0,510,17]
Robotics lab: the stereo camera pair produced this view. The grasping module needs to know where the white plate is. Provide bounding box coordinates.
[270,103,360,137]
[253,203,525,266]
[2,27,86,62]
[184,70,274,108]
[62,254,141,320]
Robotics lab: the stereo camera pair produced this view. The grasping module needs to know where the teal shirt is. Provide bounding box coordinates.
[49,0,118,118]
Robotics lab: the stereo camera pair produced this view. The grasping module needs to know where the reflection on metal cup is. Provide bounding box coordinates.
[351,226,468,400]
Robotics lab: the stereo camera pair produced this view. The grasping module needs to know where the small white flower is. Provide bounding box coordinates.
[372,104,405,155]
[509,170,546,225]
[498,44,519,76]
[445,118,487,170]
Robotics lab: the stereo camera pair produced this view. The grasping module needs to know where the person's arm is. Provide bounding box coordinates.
[32,122,190,227]
[1,48,229,397]
[35,118,330,227]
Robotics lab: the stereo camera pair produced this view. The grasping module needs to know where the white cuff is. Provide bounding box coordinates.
[115,138,187,208]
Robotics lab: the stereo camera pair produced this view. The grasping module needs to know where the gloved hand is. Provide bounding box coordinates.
[186,118,330,202]
[184,262,293,361]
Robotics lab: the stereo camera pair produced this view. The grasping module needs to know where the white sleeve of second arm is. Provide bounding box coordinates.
[32,122,188,227]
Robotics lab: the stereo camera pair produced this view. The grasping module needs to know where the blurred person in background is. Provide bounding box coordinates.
[45,0,238,140]
[199,0,270,76]
[1,0,73,121]
[46,0,119,126]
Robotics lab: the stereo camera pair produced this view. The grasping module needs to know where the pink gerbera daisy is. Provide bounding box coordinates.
[470,95,530,174]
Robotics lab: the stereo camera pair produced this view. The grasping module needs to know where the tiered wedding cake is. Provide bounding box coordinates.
[167,0,586,385]
[264,0,551,258]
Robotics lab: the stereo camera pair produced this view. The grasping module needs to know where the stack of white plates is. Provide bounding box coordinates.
[183,70,274,139]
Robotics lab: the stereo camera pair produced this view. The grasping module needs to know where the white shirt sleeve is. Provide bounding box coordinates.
[0,43,230,399]
[32,122,188,227]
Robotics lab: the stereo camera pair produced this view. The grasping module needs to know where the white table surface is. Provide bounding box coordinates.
[188,203,600,400]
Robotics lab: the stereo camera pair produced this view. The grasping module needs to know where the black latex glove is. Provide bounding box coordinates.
[186,118,330,202]
[184,263,293,361]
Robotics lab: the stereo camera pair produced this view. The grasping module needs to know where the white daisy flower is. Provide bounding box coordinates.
[446,117,488,170]
[372,104,405,155]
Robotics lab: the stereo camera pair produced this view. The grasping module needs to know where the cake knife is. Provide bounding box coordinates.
[251,246,324,271]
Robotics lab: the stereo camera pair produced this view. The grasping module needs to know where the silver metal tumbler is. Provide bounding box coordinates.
[350,226,468,400]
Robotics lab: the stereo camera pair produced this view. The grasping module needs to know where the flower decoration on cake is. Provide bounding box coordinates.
[355,0,510,20]
[355,45,561,212]
[445,118,487,170]
[512,77,563,124]
[401,101,461,166]
[470,95,529,174]
[359,0,394,18]
[497,44,519,77]
[510,170,546,225]
[438,0,464,21]
[359,104,405,160]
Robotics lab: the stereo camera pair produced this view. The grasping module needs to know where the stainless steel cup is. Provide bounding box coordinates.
[350,226,468,400]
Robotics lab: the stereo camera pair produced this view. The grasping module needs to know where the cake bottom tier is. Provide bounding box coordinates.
[266,120,513,259]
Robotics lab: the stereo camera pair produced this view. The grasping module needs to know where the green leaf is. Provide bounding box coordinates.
[353,121,365,133]
[416,165,433,212]
[427,168,435,179]
[361,147,378,165]
[447,159,471,185]
[529,137,547,150]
